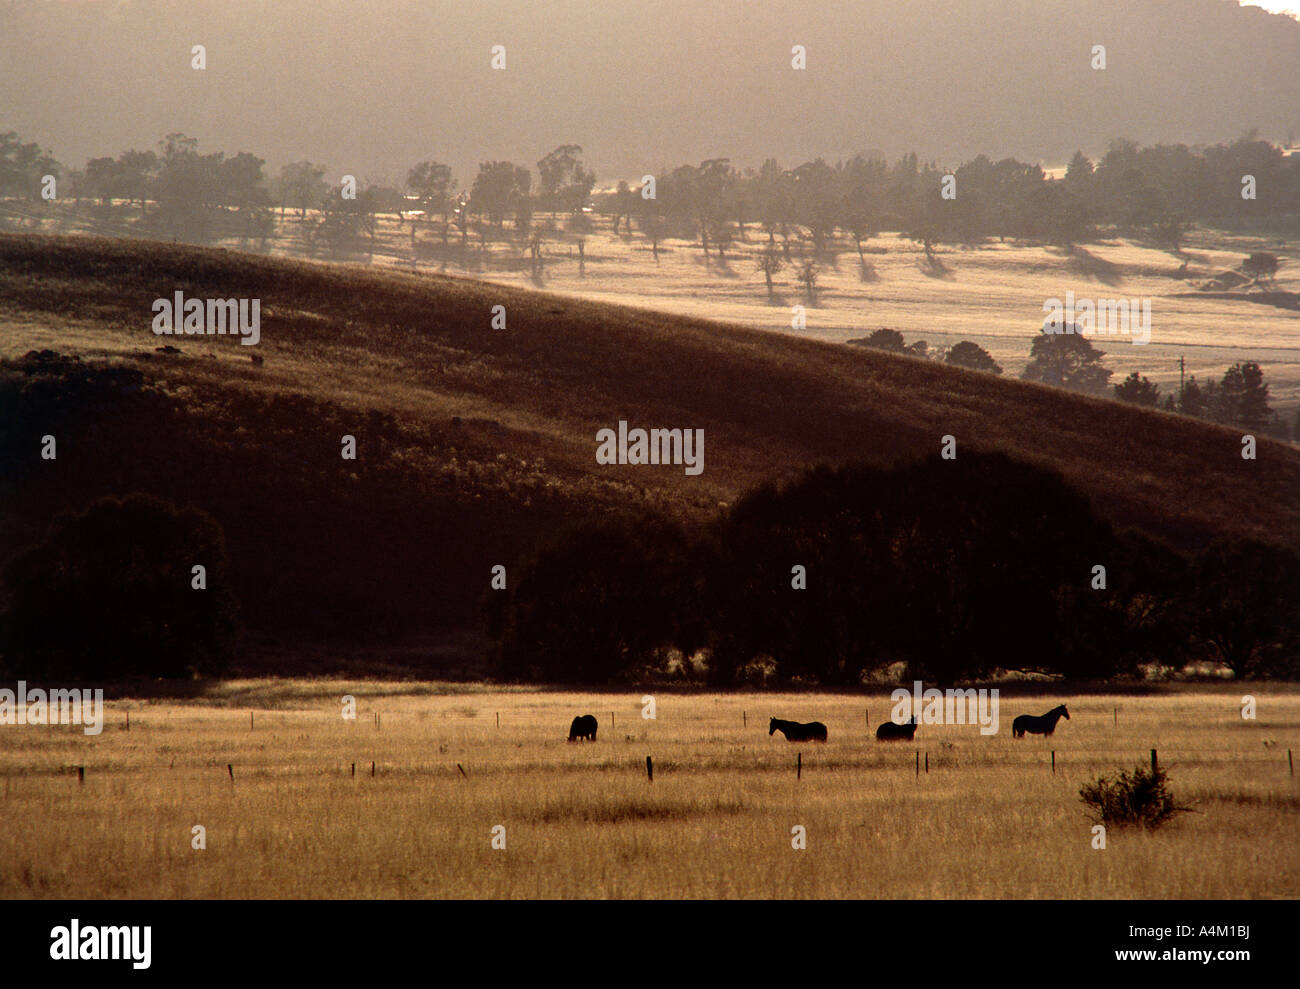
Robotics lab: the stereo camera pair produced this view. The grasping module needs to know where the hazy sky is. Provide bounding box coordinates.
[2,0,1297,187]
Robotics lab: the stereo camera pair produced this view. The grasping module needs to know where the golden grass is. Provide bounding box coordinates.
[1,682,1296,898]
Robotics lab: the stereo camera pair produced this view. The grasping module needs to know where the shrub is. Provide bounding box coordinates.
[1079,764,1189,829]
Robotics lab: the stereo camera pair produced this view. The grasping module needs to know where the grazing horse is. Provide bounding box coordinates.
[769,717,828,742]
[567,714,598,742]
[1012,704,1069,738]
[876,716,918,741]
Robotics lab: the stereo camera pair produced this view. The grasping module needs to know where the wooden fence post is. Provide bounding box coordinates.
[1151,749,1158,775]
[1051,750,1056,774]
[1290,749,1294,777]
[227,764,233,781]
[77,766,84,785]
[797,752,802,780]
[646,756,653,782]
[915,751,920,778]
[351,763,355,777]
[925,751,929,774]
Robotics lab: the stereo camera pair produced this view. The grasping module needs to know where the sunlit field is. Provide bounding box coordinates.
[9,202,1299,410]
[1,682,1296,899]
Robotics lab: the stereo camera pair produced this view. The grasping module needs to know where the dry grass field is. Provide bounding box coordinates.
[9,204,1300,407]
[1,682,1296,899]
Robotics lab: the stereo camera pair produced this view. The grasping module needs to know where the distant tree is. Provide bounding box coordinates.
[278,161,328,219]
[611,180,635,235]
[636,204,668,261]
[1064,150,1095,186]
[83,156,122,205]
[406,160,456,223]
[1241,252,1279,285]
[3,494,239,679]
[1021,332,1113,396]
[693,158,736,258]
[1114,371,1161,407]
[841,153,886,265]
[1192,538,1300,678]
[567,211,592,275]
[1213,361,1273,430]
[536,144,595,215]
[116,149,160,212]
[0,130,59,198]
[755,245,784,298]
[753,157,792,247]
[216,151,269,208]
[1178,375,1209,418]
[796,258,820,304]
[471,161,530,227]
[1151,213,1188,253]
[789,157,839,256]
[944,340,1002,374]
[151,133,223,242]
[859,328,906,353]
[905,187,950,265]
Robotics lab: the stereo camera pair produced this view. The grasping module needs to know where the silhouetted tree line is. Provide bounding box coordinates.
[490,451,1300,685]
[7,127,1297,253]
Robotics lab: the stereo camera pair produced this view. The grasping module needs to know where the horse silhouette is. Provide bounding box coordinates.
[769,717,828,742]
[1012,704,1069,738]
[876,716,918,741]
[567,714,598,742]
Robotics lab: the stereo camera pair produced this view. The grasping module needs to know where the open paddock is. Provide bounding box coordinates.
[0,682,1296,898]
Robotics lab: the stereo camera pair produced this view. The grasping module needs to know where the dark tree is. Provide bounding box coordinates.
[854,328,906,352]
[944,341,1002,374]
[1192,538,1300,678]
[1022,332,1113,395]
[492,515,699,683]
[1114,371,1161,407]
[3,494,239,679]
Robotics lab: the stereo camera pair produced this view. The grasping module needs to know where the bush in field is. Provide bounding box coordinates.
[1079,764,1188,829]
[2,493,239,679]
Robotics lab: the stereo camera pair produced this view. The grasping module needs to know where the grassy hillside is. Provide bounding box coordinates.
[2,233,1299,669]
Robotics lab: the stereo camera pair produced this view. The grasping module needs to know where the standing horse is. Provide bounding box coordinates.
[1012,704,1069,738]
[568,714,598,742]
[769,717,828,742]
[876,716,918,741]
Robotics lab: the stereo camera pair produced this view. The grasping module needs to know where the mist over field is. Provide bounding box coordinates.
[2,0,1298,181]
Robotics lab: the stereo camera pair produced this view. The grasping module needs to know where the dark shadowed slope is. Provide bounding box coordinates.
[1,234,1298,658]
